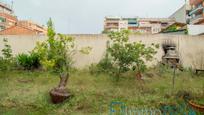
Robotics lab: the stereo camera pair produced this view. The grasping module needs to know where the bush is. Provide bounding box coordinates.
[97,55,114,73]
[98,30,159,80]
[17,53,40,70]
[89,41,115,75]
[0,38,16,71]
[89,58,114,75]
[0,57,7,71]
[33,18,75,73]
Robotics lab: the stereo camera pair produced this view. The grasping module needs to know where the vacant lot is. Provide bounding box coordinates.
[0,68,204,115]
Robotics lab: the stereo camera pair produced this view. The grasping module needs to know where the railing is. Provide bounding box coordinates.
[190,14,204,24]
[0,22,6,28]
[189,4,203,16]
[128,24,138,27]
[104,25,118,29]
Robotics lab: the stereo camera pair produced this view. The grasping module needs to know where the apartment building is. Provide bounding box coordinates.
[0,2,17,31]
[104,16,128,32]
[104,17,174,34]
[137,18,175,34]
[0,2,13,14]
[0,1,47,35]
[123,17,139,32]
[0,12,17,31]
[189,0,204,24]
[169,3,191,24]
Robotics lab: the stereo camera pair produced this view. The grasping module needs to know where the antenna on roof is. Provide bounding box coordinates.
[11,0,14,14]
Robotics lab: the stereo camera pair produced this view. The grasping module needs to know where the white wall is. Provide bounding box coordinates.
[0,34,204,69]
[188,25,204,35]
[169,4,187,24]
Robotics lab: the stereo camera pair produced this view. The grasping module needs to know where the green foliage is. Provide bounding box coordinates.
[0,57,7,71]
[33,18,75,73]
[99,30,159,79]
[79,46,92,55]
[1,38,13,59]
[0,70,204,114]
[184,29,188,35]
[164,25,177,32]
[17,53,40,70]
[89,51,114,75]
[102,29,109,34]
[0,38,15,71]
[97,54,114,74]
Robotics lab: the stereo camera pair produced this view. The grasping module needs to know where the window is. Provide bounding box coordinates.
[0,17,5,22]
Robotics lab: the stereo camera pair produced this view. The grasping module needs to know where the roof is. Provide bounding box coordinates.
[0,12,17,21]
[138,18,175,22]
[105,16,121,20]
[0,24,44,35]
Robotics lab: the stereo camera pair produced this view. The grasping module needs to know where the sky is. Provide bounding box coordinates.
[3,0,185,34]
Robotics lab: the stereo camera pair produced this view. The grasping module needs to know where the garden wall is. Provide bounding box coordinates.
[0,34,204,69]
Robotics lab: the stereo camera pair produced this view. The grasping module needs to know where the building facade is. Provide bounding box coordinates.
[189,0,204,24]
[137,18,174,34]
[169,4,191,24]
[104,17,175,34]
[0,2,13,14]
[0,2,17,31]
[0,25,44,35]
[123,17,139,32]
[0,1,47,35]
[104,16,128,32]
[0,12,17,31]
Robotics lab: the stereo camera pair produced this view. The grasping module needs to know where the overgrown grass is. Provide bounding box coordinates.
[0,68,204,115]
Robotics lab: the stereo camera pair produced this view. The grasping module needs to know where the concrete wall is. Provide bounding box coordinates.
[0,34,204,69]
[169,4,187,24]
[188,25,204,35]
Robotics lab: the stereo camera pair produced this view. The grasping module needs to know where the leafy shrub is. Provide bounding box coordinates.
[97,55,114,73]
[0,38,16,71]
[17,53,40,70]
[89,55,114,75]
[33,18,75,73]
[89,41,115,75]
[2,38,13,59]
[0,57,7,71]
[98,30,159,80]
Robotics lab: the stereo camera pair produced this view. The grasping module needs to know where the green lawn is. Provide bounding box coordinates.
[0,68,204,115]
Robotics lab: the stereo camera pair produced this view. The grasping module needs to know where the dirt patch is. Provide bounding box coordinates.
[17,79,33,83]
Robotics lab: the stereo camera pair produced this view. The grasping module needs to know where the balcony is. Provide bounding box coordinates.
[190,0,203,6]
[128,24,138,27]
[190,14,204,24]
[105,20,120,24]
[189,4,204,15]
[104,24,118,29]
[0,22,6,26]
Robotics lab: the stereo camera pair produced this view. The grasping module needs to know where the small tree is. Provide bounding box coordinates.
[0,38,14,71]
[2,38,13,60]
[34,18,75,73]
[106,30,159,80]
[33,18,75,103]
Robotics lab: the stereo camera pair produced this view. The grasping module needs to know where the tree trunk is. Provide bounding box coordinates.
[136,71,142,80]
[50,72,72,104]
[58,72,69,89]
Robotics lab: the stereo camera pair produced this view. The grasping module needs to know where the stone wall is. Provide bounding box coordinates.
[0,34,204,69]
